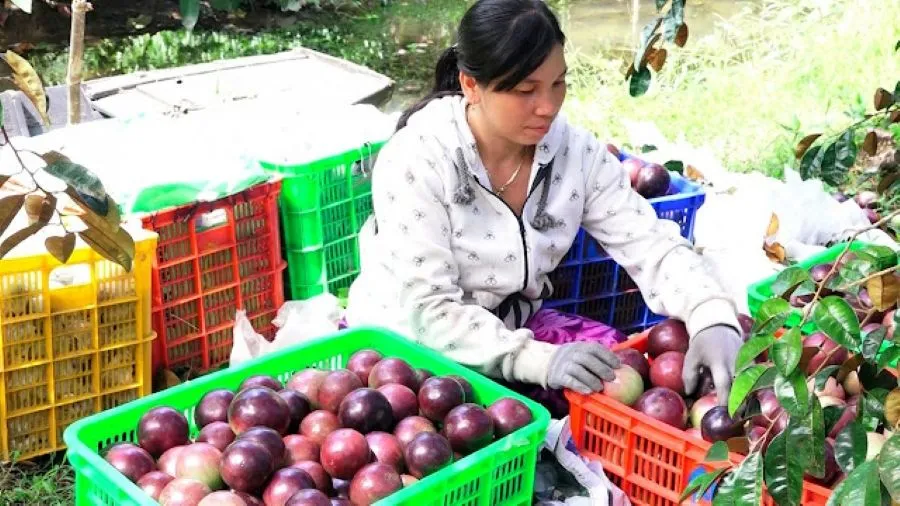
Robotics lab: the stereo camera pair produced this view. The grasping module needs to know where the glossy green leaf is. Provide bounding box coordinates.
[863,326,888,361]
[763,431,803,506]
[808,395,826,478]
[814,365,842,391]
[662,1,684,42]
[775,369,809,418]
[879,344,900,369]
[629,67,652,97]
[841,461,883,505]
[858,245,898,271]
[729,365,769,417]
[835,421,867,474]
[825,129,857,187]
[750,367,779,394]
[722,452,762,506]
[635,19,662,71]
[770,267,814,299]
[753,298,792,336]
[712,470,738,506]
[860,389,888,432]
[773,328,803,376]
[655,0,667,10]
[879,433,900,501]
[663,160,684,174]
[819,143,838,185]
[823,405,843,435]
[812,296,862,351]
[706,441,730,462]
[735,335,775,371]
[680,467,729,502]
[799,144,824,180]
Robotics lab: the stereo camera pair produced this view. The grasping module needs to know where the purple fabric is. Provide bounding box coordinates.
[507,309,627,418]
[340,308,624,419]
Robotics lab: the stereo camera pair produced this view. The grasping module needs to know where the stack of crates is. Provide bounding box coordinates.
[0,226,157,460]
[544,152,707,335]
[141,181,286,376]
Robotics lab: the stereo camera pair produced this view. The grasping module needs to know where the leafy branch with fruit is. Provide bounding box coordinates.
[676,209,900,504]
[0,49,135,271]
[793,76,900,238]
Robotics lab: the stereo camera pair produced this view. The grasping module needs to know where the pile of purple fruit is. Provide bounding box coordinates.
[103,349,535,506]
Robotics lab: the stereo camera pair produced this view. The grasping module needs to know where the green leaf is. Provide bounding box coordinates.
[635,19,662,71]
[773,328,803,376]
[770,267,814,299]
[655,0,667,9]
[859,245,898,271]
[754,298,792,336]
[629,67,652,97]
[716,452,762,506]
[825,130,857,187]
[861,389,888,432]
[40,152,109,214]
[736,335,775,371]
[750,367,780,394]
[799,144,825,180]
[812,296,862,351]
[842,460,883,505]
[863,326,888,361]
[807,395,826,478]
[823,405,843,439]
[729,365,768,417]
[706,441,730,462]
[775,369,808,417]
[835,421,867,474]
[180,0,200,30]
[10,0,32,13]
[879,434,900,501]
[663,160,684,174]
[764,431,803,506]
[680,467,729,502]
[878,343,900,369]
[814,365,842,390]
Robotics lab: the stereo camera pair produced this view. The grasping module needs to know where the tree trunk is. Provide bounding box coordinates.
[66,0,91,125]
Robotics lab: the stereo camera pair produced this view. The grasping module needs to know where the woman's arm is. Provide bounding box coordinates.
[579,138,741,338]
[369,136,557,387]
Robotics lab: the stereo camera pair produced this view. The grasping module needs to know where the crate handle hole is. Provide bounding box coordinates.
[50,264,92,289]
[196,208,229,233]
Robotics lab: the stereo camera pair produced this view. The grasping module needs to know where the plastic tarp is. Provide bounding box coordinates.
[618,120,898,314]
[0,97,396,218]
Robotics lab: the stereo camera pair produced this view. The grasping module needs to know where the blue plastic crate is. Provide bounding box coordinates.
[544,156,706,335]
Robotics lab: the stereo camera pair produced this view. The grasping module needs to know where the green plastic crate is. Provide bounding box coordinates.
[64,326,550,506]
[747,240,898,365]
[260,142,386,300]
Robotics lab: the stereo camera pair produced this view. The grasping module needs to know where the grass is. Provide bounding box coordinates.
[0,454,75,506]
[562,0,900,177]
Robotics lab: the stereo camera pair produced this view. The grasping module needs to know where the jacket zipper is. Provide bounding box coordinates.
[471,166,548,292]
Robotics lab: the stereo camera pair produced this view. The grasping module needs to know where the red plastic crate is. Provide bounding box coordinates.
[141,181,286,375]
[566,331,832,505]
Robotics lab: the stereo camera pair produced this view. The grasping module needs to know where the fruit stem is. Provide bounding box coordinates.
[750,409,787,454]
[810,346,844,377]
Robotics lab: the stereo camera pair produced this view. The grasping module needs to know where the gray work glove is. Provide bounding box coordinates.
[546,342,621,394]
[683,324,743,406]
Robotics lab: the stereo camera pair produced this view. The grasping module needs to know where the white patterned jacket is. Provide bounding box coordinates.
[345,95,739,387]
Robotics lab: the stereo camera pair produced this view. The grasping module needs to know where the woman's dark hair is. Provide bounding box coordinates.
[395,0,566,131]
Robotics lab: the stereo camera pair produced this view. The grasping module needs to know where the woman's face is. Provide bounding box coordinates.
[463,43,567,146]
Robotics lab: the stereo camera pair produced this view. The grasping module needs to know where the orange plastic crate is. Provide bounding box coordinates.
[142,181,286,375]
[566,331,832,505]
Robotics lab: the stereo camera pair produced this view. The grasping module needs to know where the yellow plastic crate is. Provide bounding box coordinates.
[0,225,158,461]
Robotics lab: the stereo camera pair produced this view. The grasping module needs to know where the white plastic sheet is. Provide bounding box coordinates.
[230,294,344,367]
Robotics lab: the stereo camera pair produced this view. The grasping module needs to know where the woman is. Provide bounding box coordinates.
[345,0,742,406]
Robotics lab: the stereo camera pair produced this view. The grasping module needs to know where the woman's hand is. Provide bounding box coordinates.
[683,325,743,406]
[546,342,621,394]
